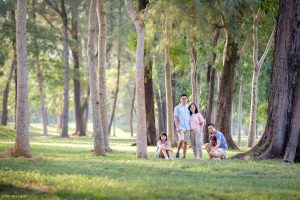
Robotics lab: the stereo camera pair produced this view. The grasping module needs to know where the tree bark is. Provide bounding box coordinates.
[108,0,122,136]
[190,46,198,106]
[144,55,156,146]
[204,26,221,143]
[14,0,31,158]
[97,0,111,152]
[61,0,70,138]
[237,80,243,146]
[88,0,105,156]
[130,85,136,138]
[248,11,275,147]
[125,0,148,158]
[155,87,165,135]
[1,48,16,126]
[32,2,48,136]
[71,0,85,136]
[233,0,300,162]
[162,13,174,145]
[215,30,239,149]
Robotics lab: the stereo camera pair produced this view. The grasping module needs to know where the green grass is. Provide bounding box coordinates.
[0,125,300,200]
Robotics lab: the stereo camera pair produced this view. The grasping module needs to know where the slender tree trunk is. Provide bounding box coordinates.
[61,0,69,138]
[88,0,105,156]
[237,80,243,146]
[248,11,275,147]
[144,55,156,145]
[215,30,239,149]
[162,14,174,145]
[233,0,300,162]
[32,1,48,136]
[71,0,85,136]
[125,0,148,158]
[190,46,198,106]
[1,49,16,126]
[204,26,221,143]
[97,0,111,152]
[155,87,165,134]
[36,53,48,136]
[14,0,31,158]
[109,1,122,136]
[130,85,136,138]
[82,88,90,134]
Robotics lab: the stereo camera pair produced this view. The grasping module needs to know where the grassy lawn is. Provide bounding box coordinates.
[0,124,300,200]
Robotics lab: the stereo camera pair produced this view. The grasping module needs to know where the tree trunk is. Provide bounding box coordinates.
[88,0,105,156]
[233,0,300,162]
[130,85,136,138]
[82,88,90,134]
[162,14,174,145]
[144,55,156,146]
[204,26,221,143]
[1,48,16,126]
[14,0,31,158]
[32,2,48,136]
[71,0,85,136]
[190,46,198,106]
[125,0,148,158]
[215,30,239,149]
[237,80,243,146]
[61,0,69,138]
[108,1,122,136]
[97,0,111,152]
[155,87,165,135]
[36,53,48,136]
[248,11,275,147]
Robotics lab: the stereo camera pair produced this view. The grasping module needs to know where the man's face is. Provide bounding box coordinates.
[208,125,216,134]
[180,96,187,105]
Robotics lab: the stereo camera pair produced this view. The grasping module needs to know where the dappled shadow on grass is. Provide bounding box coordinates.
[0,183,51,199]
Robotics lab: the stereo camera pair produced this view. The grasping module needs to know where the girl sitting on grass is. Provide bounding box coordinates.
[156,133,173,160]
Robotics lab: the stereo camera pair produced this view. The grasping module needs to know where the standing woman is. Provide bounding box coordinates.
[188,103,205,160]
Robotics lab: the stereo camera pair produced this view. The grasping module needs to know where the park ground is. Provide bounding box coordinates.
[0,124,300,200]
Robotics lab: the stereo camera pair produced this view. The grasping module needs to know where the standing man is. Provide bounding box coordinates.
[174,94,191,159]
[206,123,228,159]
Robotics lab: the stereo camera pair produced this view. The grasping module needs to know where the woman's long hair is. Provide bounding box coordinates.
[188,103,199,116]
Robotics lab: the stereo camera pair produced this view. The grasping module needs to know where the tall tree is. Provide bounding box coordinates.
[247,11,275,147]
[1,9,16,126]
[1,48,16,126]
[125,0,148,158]
[97,0,111,152]
[45,0,70,137]
[144,55,156,145]
[32,0,48,136]
[88,0,105,156]
[215,1,252,149]
[234,0,300,162]
[71,0,85,136]
[162,11,174,145]
[108,0,122,137]
[204,26,221,143]
[14,0,31,158]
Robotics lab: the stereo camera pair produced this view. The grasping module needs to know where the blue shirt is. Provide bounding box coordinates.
[215,131,228,150]
[173,104,191,131]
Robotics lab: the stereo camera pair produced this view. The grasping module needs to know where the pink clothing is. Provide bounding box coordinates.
[189,113,205,130]
[157,140,171,148]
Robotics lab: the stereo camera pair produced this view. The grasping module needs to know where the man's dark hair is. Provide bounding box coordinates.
[181,94,187,98]
[207,123,215,127]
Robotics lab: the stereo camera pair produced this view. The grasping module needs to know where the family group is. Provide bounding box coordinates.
[156,94,228,160]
